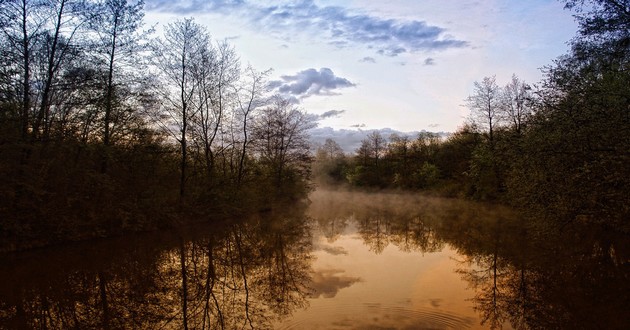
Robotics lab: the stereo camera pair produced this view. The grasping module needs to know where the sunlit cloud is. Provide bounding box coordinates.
[146,0,468,56]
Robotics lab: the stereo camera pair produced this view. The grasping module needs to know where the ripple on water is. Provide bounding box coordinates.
[276,302,476,329]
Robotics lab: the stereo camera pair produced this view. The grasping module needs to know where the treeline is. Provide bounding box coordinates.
[0,0,314,250]
[314,0,630,232]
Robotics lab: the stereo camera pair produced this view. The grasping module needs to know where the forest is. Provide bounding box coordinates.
[1,0,628,252]
[0,0,314,251]
[313,0,629,233]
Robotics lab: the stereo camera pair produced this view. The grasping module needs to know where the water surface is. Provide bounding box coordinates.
[1,189,628,329]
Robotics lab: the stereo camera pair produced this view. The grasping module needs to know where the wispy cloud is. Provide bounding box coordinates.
[424,57,435,65]
[269,68,355,99]
[146,0,468,56]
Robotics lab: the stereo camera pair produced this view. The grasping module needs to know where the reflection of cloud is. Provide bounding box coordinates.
[269,68,355,99]
[430,298,442,308]
[146,0,468,56]
[321,245,348,255]
[309,269,361,298]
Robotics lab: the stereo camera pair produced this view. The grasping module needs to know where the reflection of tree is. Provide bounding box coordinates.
[0,236,174,329]
[355,210,444,255]
[315,215,349,243]
[0,204,314,329]
[254,212,314,318]
[444,208,630,330]
[389,216,443,253]
[456,239,511,329]
[357,213,390,254]
[309,189,445,254]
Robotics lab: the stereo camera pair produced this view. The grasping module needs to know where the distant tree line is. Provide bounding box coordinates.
[0,0,314,251]
[313,0,629,232]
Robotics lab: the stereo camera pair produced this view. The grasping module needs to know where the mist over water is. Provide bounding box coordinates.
[1,189,628,329]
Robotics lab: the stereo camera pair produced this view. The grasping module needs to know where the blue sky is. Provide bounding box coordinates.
[144,0,577,134]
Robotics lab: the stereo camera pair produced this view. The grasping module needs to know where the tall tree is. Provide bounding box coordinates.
[89,0,149,171]
[233,66,270,186]
[0,0,46,140]
[152,18,209,199]
[189,39,239,182]
[32,0,87,140]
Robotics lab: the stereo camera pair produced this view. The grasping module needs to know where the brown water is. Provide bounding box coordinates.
[1,189,628,329]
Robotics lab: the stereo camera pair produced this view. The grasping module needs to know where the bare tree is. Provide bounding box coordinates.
[152,18,208,198]
[32,0,87,140]
[253,95,315,189]
[466,76,501,144]
[365,131,386,167]
[0,0,47,140]
[189,39,239,182]
[233,66,271,186]
[88,0,150,171]
[500,74,531,135]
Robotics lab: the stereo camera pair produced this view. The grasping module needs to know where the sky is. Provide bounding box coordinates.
[144,0,578,145]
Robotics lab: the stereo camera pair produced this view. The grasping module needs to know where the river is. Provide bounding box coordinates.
[1,189,628,329]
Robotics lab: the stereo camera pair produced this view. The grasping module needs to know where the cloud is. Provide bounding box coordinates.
[424,57,435,65]
[147,0,468,55]
[269,68,355,99]
[309,269,361,298]
[359,56,376,63]
[377,46,406,57]
[320,109,346,119]
[145,0,245,14]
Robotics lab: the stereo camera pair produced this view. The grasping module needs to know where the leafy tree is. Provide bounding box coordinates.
[505,0,630,229]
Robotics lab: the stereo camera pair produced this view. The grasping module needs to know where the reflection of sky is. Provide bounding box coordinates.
[276,216,484,329]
